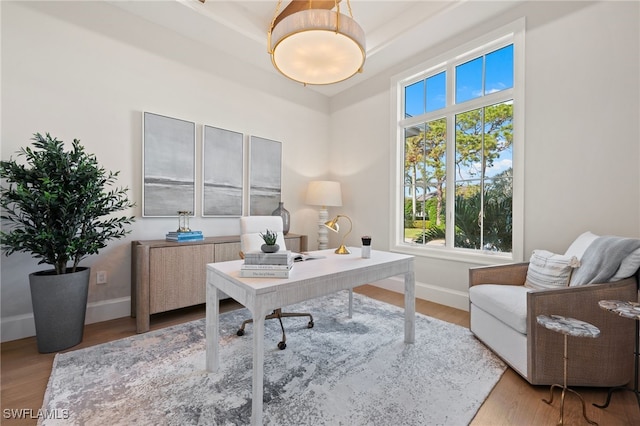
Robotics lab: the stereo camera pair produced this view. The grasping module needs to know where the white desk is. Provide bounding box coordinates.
[205,248,415,425]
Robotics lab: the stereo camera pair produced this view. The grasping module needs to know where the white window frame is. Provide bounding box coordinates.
[390,18,525,265]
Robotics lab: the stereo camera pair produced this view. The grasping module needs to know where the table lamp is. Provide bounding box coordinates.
[306,181,342,250]
[324,214,353,254]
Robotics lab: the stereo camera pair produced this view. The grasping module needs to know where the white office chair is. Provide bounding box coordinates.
[237,216,314,350]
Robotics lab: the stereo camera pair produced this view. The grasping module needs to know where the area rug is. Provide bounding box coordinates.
[41,292,505,425]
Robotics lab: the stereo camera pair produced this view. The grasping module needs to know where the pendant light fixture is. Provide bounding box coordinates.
[268,0,366,86]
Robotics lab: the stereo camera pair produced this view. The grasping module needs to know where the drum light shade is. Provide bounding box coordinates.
[268,3,365,85]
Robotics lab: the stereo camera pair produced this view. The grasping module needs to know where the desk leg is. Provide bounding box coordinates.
[205,284,221,373]
[348,289,353,319]
[404,270,416,344]
[251,312,266,426]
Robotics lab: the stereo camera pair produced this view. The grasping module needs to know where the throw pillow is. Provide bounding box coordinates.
[525,249,580,290]
[564,231,599,260]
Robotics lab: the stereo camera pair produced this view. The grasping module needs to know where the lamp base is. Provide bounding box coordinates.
[335,245,351,255]
[317,207,329,250]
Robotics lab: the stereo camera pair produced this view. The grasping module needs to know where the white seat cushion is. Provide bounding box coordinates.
[469,284,531,335]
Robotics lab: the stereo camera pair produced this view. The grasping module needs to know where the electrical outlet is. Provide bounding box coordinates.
[96,271,107,285]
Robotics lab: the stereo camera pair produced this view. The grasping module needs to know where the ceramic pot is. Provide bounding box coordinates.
[29,267,90,353]
[261,244,280,253]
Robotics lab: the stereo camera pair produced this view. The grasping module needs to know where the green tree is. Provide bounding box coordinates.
[403,118,446,225]
[404,104,513,250]
[0,133,135,274]
[455,102,513,180]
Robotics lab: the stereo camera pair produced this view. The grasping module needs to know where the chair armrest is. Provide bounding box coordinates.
[469,262,529,287]
[526,277,637,324]
[526,276,638,385]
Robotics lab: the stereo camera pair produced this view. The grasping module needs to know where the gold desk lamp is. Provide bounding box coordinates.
[324,214,353,254]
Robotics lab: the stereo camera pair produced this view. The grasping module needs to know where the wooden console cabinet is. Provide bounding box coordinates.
[131,234,307,332]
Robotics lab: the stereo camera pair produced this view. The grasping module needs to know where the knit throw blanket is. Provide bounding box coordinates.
[570,236,640,285]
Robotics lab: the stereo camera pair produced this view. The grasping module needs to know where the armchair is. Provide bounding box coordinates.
[469,263,636,386]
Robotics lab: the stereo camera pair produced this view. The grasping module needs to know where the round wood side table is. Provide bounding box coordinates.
[593,300,640,409]
[537,314,600,426]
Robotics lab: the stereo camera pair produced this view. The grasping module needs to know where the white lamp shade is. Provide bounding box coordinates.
[306,180,342,207]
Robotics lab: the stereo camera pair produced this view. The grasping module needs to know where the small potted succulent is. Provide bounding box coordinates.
[259,229,279,253]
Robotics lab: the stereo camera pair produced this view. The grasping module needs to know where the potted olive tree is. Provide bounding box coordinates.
[0,133,135,353]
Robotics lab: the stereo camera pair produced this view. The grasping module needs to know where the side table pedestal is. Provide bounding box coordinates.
[537,314,600,426]
[594,300,640,409]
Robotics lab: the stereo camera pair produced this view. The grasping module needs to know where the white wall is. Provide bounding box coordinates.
[2,1,639,341]
[0,1,331,341]
[329,0,640,309]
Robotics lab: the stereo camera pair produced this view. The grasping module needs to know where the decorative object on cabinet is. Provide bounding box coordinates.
[142,112,195,217]
[249,136,282,216]
[306,180,342,250]
[271,201,290,234]
[177,210,192,232]
[202,125,243,217]
[131,233,307,333]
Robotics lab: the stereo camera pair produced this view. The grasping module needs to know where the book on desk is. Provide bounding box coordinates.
[241,250,293,277]
[240,251,326,278]
[239,265,292,278]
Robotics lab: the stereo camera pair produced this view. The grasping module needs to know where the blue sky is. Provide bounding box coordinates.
[404,44,514,193]
[405,44,513,117]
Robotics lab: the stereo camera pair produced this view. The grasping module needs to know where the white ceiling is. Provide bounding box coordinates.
[108,0,523,97]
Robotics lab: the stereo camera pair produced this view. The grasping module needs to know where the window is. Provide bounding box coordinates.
[392,21,524,262]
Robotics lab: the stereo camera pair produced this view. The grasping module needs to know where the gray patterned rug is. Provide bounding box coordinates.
[41,292,505,425]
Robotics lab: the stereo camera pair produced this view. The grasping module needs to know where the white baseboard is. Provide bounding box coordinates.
[2,281,468,343]
[1,297,131,343]
[367,278,469,312]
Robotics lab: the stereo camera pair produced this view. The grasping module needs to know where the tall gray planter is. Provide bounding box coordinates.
[29,267,90,353]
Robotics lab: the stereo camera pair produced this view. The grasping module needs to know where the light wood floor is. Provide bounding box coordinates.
[2,285,639,425]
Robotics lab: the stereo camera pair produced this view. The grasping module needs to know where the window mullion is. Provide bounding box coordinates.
[393,18,523,260]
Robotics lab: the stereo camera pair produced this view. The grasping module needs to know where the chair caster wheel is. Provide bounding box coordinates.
[307,321,314,329]
[237,329,245,336]
[278,341,287,350]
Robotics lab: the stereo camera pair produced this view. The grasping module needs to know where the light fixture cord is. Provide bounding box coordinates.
[333,1,354,34]
[346,0,354,18]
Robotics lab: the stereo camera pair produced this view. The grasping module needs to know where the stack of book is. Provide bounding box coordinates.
[240,251,293,278]
[165,230,204,242]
